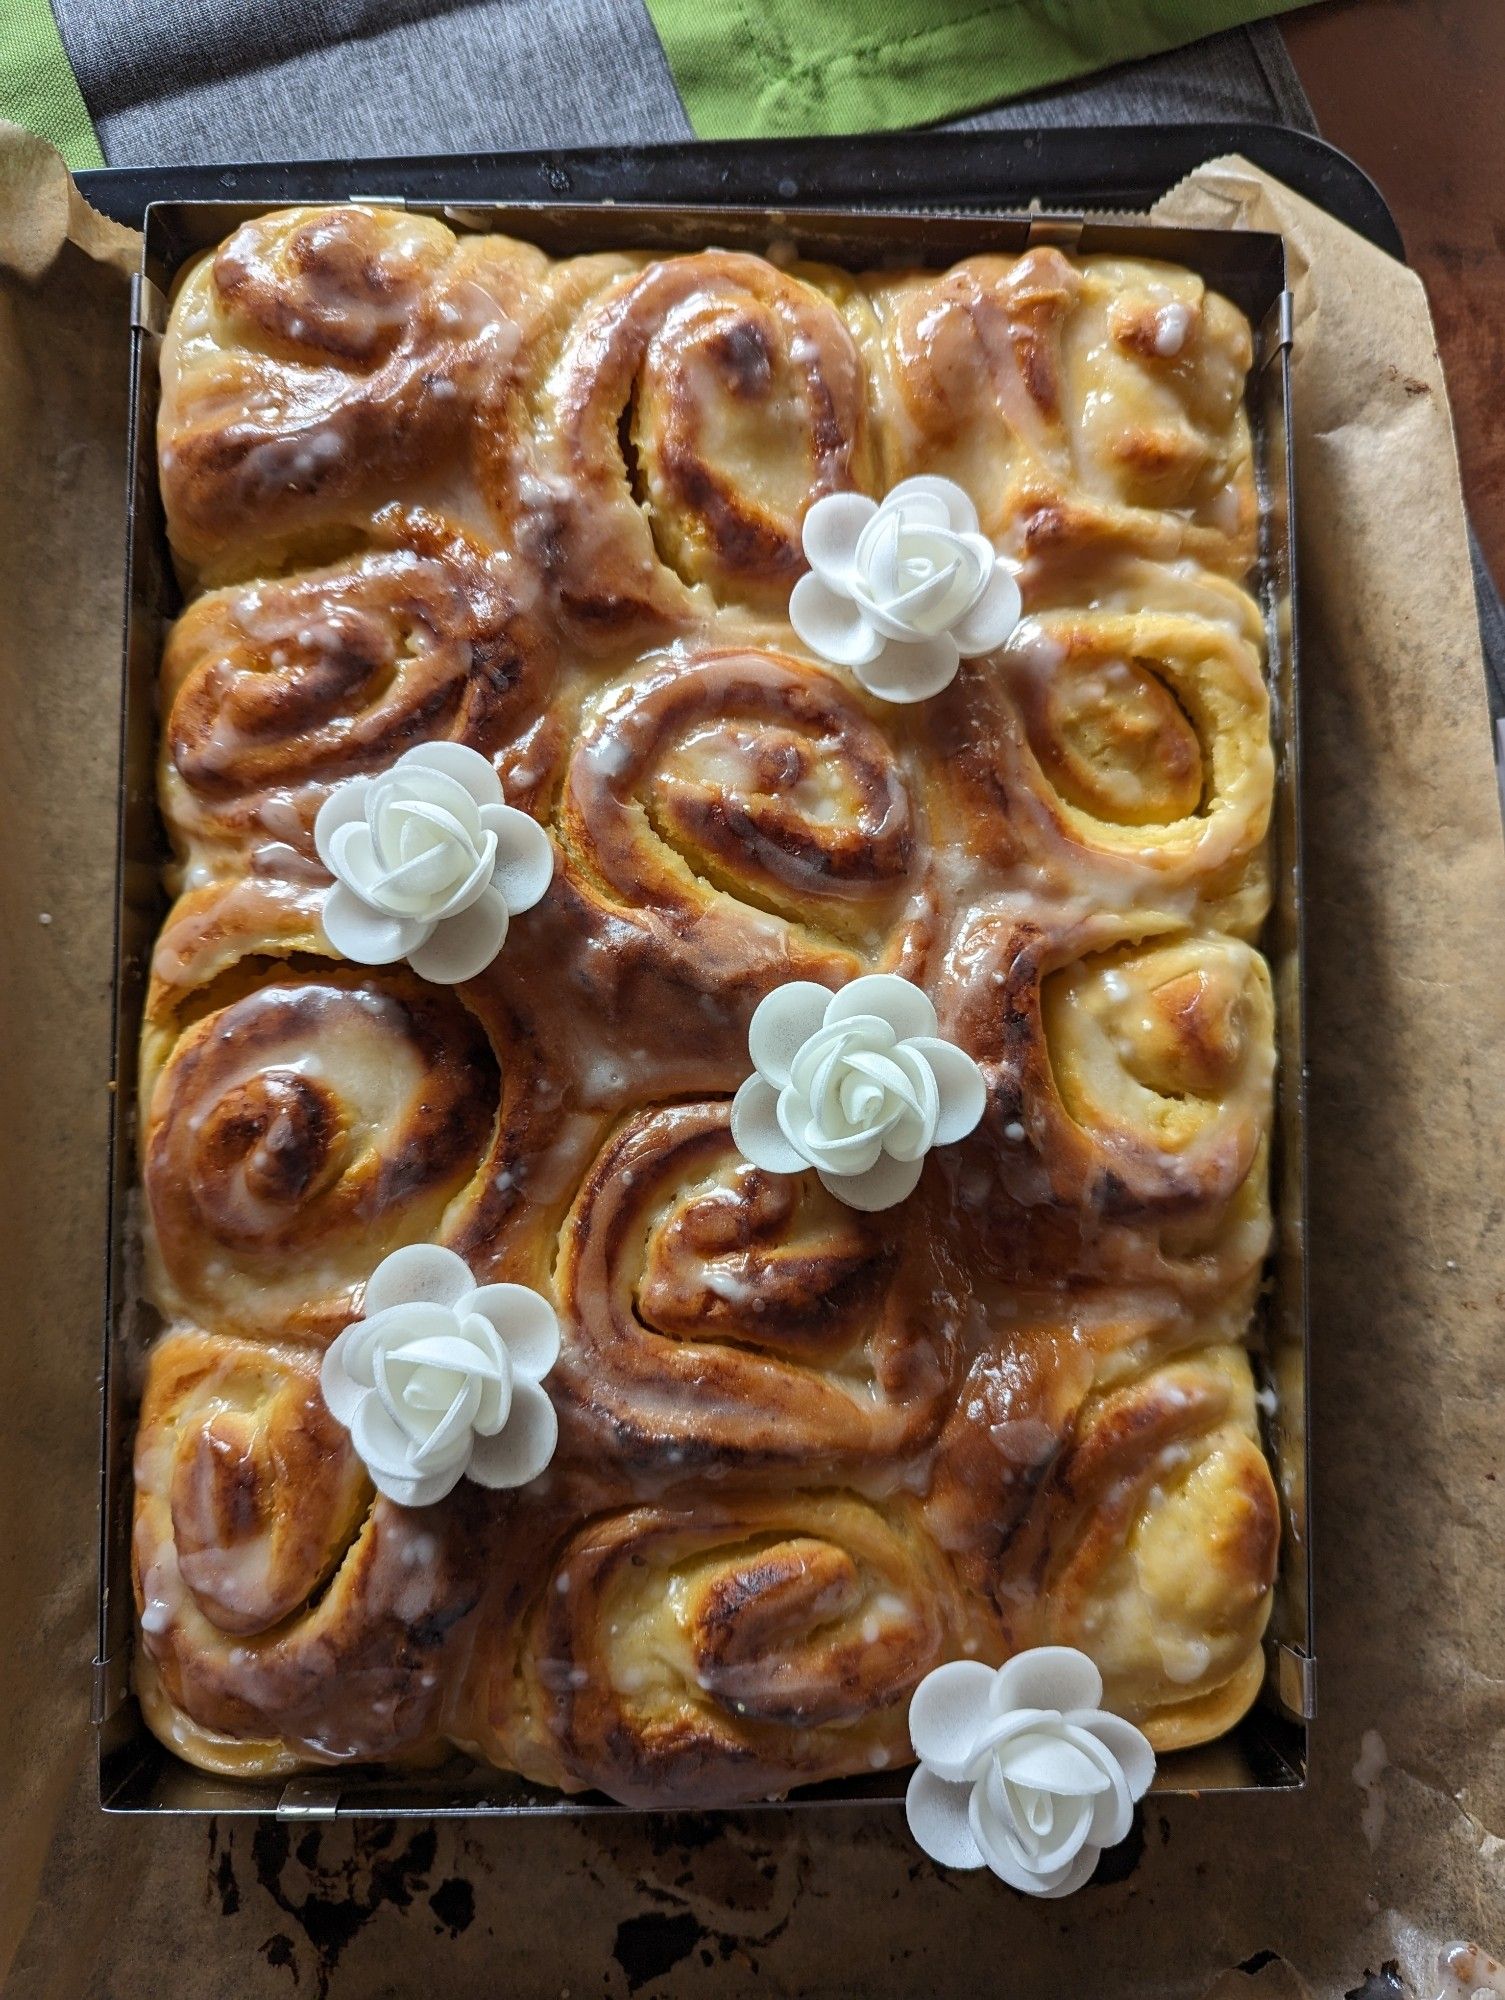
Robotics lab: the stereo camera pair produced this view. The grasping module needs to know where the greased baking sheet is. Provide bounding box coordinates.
[99,197,1307,1817]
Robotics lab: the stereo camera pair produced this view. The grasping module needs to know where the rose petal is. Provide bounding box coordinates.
[1073,1735,1134,1850]
[313,778,372,875]
[905,1767,986,1871]
[797,1116,885,1177]
[321,882,429,965]
[1078,1712,1156,1805]
[989,1768,1096,1876]
[319,1330,365,1427]
[467,1283,561,1384]
[407,886,509,983]
[908,1660,997,1781]
[970,1785,1096,1898]
[362,1244,476,1316]
[731,1074,808,1176]
[748,980,834,1087]
[789,572,886,669]
[991,1646,1104,1719]
[479,804,554,914]
[997,1731,1111,1800]
[379,763,484,843]
[818,1149,924,1212]
[824,973,937,1044]
[1032,1847,1103,1900]
[466,1378,558,1489]
[961,1708,1059,1781]
[952,561,1022,656]
[352,1393,429,1483]
[369,1464,456,1510]
[853,632,961,704]
[903,1036,986,1146]
[884,474,980,536]
[398,739,503,809]
[801,491,878,590]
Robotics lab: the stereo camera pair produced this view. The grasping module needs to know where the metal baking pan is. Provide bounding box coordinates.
[97,158,1311,1818]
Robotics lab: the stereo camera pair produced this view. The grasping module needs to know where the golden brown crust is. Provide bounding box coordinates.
[142,960,500,1340]
[133,1330,481,1766]
[160,208,551,588]
[490,1494,956,1805]
[158,512,550,886]
[519,250,876,642]
[136,209,1282,1803]
[550,1101,957,1477]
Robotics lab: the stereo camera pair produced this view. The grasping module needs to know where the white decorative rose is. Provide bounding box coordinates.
[789,475,1022,703]
[905,1647,1156,1898]
[314,741,553,984]
[730,973,986,1212]
[321,1243,561,1507]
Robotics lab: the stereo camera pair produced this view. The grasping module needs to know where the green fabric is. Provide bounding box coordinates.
[0,0,102,169]
[644,0,1309,139]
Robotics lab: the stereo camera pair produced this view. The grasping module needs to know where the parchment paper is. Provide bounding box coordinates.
[0,126,1499,1999]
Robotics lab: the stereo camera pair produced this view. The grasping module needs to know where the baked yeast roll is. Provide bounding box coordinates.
[555,646,930,991]
[868,249,1255,572]
[142,959,499,1341]
[528,250,874,638]
[160,205,546,584]
[550,1101,955,1474]
[160,525,546,883]
[936,595,1272,935]
[494,1495,953,1804]
[1008,1344,1279,1749]
[133,1330,477,1775]
[953,913,1274,1215]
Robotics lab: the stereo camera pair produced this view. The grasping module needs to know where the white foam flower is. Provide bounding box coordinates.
[730,973,985,1212]
[905,1648,1155,1898]
[321,1244,560,1508]
[789,475,1022,702]
[314,741,553,984]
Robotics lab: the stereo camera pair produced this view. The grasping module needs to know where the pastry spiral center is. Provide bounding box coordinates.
[1034,653,1204,825]
[196,1069,350,1224]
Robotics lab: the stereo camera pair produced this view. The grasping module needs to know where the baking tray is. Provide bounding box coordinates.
[96,159,1311,1819]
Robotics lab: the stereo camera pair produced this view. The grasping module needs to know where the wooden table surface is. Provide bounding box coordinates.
[1284,0,1505,593]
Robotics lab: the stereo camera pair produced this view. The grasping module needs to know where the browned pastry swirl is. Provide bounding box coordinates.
[159,206,547,585]
[549,1101,955,1475]
[497,1495,954,1804]
[868,249,1256,573]
[930,591,1273,935]
[950,913,1274,1217]
[133,1330,478,1772]
[143,965,499,1340]
[1000,1344,1280,1749]
[526,250,875,638]
[160,522,545,878]
[555,645,927,992]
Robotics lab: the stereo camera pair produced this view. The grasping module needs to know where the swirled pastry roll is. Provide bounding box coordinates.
[160,207,553,588]
[134,1330,478,1773]
[931,587,1273,936]
[141,958,502,1340]
[864,249,1256,573]
[483,1494,955,1804]
[548,1101,955,1476]
[135,211,1285,1804]
[158,517,550,889]
[928,1324,1278,1750]
[554,645,932,994]
[517,250,876,642]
